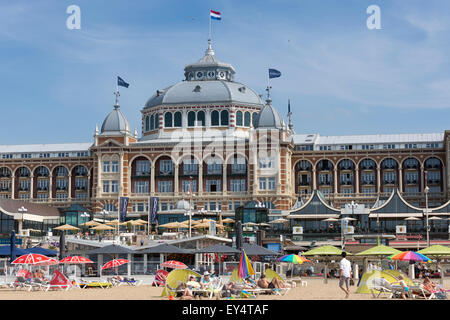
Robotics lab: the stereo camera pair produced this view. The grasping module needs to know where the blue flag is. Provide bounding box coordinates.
[119,197,129,222]
[118,76,129,88]
[269,69,281,79]
[149,197,159,224]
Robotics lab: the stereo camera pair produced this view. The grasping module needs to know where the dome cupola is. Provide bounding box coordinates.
[100,105,130,135]
[255,98,284,129]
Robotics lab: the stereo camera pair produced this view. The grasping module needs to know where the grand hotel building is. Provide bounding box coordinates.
[1,41,449,238]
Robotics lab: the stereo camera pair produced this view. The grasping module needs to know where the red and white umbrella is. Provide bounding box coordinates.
[160,260,188,269]
[102,258,130,270]
[60,256,94,264]
[11,253,58,266]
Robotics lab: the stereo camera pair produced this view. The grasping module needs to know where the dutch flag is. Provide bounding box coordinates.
[210,10,221,20]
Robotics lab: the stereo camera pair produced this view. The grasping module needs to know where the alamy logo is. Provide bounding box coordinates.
[66,5,81,30]
[367,5,381,30]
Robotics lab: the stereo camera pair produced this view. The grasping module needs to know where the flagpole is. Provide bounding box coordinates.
[209,10,212,41]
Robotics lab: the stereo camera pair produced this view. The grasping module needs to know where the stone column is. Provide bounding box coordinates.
[119,152,124,197]
[420,165,424,192]
[198,164,203,193]
[222,161,227,193]
[174,163,179,194]
[377,165,381,193]
[30,174,34,199]
[49,174,53,200]
[97,154,102,195]
[355,168,359,194]
[150,163,155,195]
[87,174,91,200]
[312,168,317,190]
[11,175,15,200]
[333,168,338,194]
[68,174,72,200]
[398,168,403,193]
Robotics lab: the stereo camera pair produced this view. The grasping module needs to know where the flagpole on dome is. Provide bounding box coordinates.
[114,76,120,109]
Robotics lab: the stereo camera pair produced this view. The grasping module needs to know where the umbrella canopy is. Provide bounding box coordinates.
[87,244,134,255]
[137,243,191,254]
[195,244,240,254]
[11,253,58,265]
[303,245,349,256]
[428,216,442,221]
[159,222,186,229]
[26,247,58,256]
[161,269,201,297]
[0,245,28,257]
[257,223,271,227]
[389,251,432,262]
[322,218,339,222]
[105,219,121,225]
[222,218,235,224]
[161,260,188,269]
[90,224,115,231]
[269,218,289,224]
[126,220,145,226]
[192,222,211,229]
[242,243,281,256]
[53,224,80,231]
[278,254,310,264]
[404,217,421,221]
[102,258,130,270]
[133,219,148,224]
[417,245,450,257]
[60,256,94,264]
[243,222,258,226]
[238,250,255,279]
[355,245,402,256]
[80,220,101,227]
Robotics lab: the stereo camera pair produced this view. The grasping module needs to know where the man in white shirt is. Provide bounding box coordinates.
[339,251,352,298]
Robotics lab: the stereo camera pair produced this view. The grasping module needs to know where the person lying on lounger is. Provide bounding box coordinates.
[257,274,290,289]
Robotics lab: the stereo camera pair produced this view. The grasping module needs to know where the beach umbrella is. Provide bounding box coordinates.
[159,222,186,229]
[388,251,432,262]
[53,224,80,231]
[428,216,442,221]
[269,218,289,224]
[404,217,421,221]
[278,254,311,280]
[243,222,258,226]
[60,256,94,264]
[161,260,188,269]
[322,218,339,222]
[90,224,115,231]
[134,219,148,224]
[238,250,255,279]
[303,246,349,284]
[11,253,58,266]
[355,245,402,257]
[102,258,130,270]
[417,245,450,256]
[10,231,16,264]
[80,220,101,227]
[222,218,235,224]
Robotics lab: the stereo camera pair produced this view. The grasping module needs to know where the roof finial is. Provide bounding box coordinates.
[114,90,120,109]
[265,86,272,104]
[95,123,99,135]
[205,39,215,56]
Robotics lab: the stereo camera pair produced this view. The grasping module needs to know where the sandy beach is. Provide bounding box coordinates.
[0,278,448,300]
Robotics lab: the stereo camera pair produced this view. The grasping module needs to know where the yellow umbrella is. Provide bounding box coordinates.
[222,218,235,224]
[133,219,148,225]
[90,224,115,231]
[159,222,186,229]
[53,224,80,231]
[80,220,101,227]
[128,220,146,226]
[105,219,120,225]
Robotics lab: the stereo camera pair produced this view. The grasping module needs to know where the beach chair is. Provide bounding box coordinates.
[32,278,51,291]
[109,276,142,286]
[152,269,168,287]
[45,270,72,291]
[369,278,403,299]
[265,268,300,289]
[12,276,36,291]
[206,277,224,299]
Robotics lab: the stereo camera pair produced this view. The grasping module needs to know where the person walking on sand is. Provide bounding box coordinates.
[339,251,352,298]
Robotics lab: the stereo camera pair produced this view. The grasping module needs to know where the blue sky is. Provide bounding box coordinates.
[1,0,450,144]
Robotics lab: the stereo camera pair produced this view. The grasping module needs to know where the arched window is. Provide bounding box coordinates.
[252,112,258,127]
[211,110,219,126]
[145,116,150,131]
[220,110,229,126]
[244,111,251,127]
[188,111,196,127]
[235,111,243,126]
[155,113,159,129]
[174,112,182,127]
[197,111,205,126]
[150,114,154,130]
[164,112,172,128]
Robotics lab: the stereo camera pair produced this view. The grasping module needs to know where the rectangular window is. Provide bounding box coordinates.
[103,161,110,173]
[207,162,222,174]
[56,179,68,189]
[268,177,276,190]
[158,181,173,193]
[75,178,87,189]
[111,180,119,193]
[183,161,198,175]
[135,181,149,194]
[160,160,174,174]
[102,181,110,193]
[205,180,221,192]
[383,172,396,184]
[37,179,49,190]
[181,180,197,192]
[136,160,150,176]
[230,179,246,192]
[258,157,275,169]
[111,161,119,173]
[259,178,266,190]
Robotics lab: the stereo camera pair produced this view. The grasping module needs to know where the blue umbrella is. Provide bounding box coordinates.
[10,231,16,263]
[26,247,58,256]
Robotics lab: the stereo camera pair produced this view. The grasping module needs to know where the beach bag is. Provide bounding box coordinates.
[435,291,447,300]
[349,279,355,286]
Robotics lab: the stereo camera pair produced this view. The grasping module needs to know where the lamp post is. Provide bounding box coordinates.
[18,206,27,234]
[425,185,430,247]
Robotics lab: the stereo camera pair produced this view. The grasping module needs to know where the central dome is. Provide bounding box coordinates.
[144,40,265,109]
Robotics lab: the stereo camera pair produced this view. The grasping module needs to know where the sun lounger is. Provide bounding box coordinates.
[108,277,142,287]
[32,278,51,291]
[369,278,404,299]
[13,276,36,291]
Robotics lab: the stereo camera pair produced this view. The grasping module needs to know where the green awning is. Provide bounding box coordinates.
[417,245,450,256]
[303,245,349,256]
[355,245,402,256]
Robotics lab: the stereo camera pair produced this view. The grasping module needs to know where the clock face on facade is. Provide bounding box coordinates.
[196,71,203,79]
[219,71,225,78]
[208,71,215,78]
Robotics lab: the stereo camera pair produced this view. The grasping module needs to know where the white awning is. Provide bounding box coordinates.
[289,214,340,219]
[368,213,423,218]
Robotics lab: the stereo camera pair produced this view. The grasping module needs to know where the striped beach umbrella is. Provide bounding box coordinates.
[389,251,432,262]
[11,253,58,266]
[102,258,130,270]
[60,256,94,264]
[161,260,188,269]
[238,250,255,279]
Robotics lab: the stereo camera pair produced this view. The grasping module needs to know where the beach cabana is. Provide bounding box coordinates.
[356,269,415,294]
